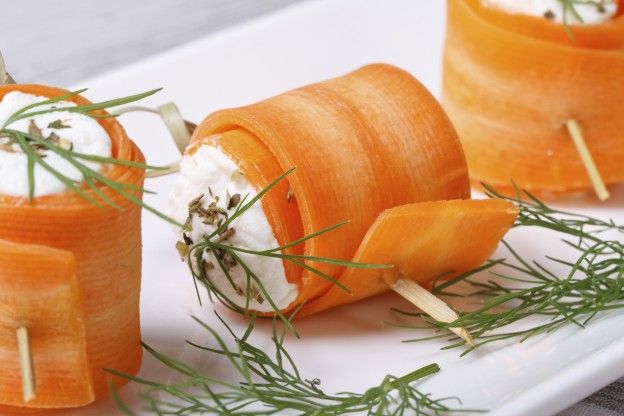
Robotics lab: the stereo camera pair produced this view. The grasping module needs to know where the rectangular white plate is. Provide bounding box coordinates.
[7,1,624,415]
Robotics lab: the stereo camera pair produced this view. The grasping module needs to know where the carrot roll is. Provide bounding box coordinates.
[442,0,624,196]
[0,85,144,410]
[169,64,517,317]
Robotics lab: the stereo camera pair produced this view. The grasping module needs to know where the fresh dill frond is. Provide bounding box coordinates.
[556,0,613,40]
[181,168,392,336]
[388,184,623,355]
[0,88,182,226]
[107,312,475,415]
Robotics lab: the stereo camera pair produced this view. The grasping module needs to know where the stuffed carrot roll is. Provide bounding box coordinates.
[0,85,144,410]
[169,64,518,317]
[442,0,624,197]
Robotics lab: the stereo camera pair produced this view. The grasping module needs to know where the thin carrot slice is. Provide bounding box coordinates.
[299,199,518,316]
[192,64,470,310]
[0,239,93,409]
[442,0,624,196]
[0,84,145,406]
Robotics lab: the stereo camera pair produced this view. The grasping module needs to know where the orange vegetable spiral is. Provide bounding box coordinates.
[442,0,624,196]
[0,85,144,411]
[188,64,516,317]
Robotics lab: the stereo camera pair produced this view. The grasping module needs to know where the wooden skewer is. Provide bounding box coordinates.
[145,160,181,178]
[390,277,474,346]
[113,102,195,178]
[157,102,195,154]
[16,327,35,403]
[565,119,610,201]
[0,51,6,85]
[0,51,16,85]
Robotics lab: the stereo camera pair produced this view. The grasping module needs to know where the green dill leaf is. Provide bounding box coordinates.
[184,169,392,332]
[0,84,180,227]
[9,88,163,124]
[106,313,475,415]
[1,89,88,129]
[108,380,137,416]
[391,184,624,352]
[556,0,611,41]
[26,149,35,201]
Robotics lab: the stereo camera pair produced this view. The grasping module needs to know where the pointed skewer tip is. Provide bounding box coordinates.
[390,277,474,346]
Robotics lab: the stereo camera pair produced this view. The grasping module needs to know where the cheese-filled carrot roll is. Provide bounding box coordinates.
[170,64,517,318]
[442,0,624,196]
[0,85,144,411]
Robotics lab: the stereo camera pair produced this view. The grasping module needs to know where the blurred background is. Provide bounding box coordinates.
[0,0,305,85]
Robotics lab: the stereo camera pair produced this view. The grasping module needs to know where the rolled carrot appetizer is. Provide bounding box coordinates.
[442,0,624,197]
[169,64,518,319]
[0,85,144,410]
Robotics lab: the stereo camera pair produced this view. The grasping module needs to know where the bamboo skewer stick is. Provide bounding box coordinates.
[390,277,474,346]
[0,51,15,85]
[0,51,7,85]
[113,103,195,178]
[565,119,610,201]
[16,327,35,403]
[157,102,196,154]
[146,160,181,178]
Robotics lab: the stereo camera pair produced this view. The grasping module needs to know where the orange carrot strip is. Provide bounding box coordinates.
[0,239,93,409]
[0,85,144,408]
[299,199,518,316]
[191,64,471,315]
[442,0,624,196]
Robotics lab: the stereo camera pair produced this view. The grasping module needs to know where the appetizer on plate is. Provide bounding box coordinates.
[169,64,517,323]
[0,85,145,411]
[442,0,624,199]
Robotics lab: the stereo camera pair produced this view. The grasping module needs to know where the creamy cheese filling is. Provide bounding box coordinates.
[0,91,111,197]
[168,141,298,312]
[483,0,617,24]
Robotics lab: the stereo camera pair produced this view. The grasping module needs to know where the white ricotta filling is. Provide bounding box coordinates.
[0,91,111,197]
[168,141,298,312]
[483,0,617,24]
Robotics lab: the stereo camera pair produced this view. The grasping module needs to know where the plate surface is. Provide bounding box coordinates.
[7,1,624,415]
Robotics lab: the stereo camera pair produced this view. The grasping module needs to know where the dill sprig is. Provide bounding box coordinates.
[182,168,392,336]
[387,184,623,355]
[556,0,612,40]
[107,311,473,415]
[0,88,181,226]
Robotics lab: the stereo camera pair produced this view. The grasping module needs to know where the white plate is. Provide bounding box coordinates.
[8,1,624,415]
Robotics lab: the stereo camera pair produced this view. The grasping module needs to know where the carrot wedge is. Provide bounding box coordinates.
[298,199,518,317]
[0,239,93,410]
